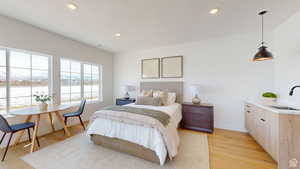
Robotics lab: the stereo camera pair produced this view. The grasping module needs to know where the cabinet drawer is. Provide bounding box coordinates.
[183,106,212,115]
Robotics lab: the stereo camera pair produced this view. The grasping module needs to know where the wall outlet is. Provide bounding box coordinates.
[289,158,298,168]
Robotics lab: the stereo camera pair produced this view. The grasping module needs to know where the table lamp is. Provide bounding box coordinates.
[190,84,201,104]
[122,85,136,99]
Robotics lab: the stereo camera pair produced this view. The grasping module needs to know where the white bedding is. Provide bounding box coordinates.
[87,103,182,165]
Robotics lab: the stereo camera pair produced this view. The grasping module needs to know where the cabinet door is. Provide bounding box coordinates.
[266,111,279,161]
[245,105,254,134]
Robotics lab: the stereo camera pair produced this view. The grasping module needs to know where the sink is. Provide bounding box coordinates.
[269,105,300,111]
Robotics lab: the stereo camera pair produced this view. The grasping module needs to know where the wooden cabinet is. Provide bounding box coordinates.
[181,103,214,133]
[245,103,278,162]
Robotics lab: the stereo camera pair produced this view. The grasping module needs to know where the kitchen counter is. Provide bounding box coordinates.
[245,100,300,115]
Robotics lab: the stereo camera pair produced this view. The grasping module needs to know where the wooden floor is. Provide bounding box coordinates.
[0,123,277,169]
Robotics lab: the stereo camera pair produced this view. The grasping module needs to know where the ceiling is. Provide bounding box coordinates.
[0,0,299,53]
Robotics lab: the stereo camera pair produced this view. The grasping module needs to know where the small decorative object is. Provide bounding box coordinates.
[141,58,160,79]
[33,93,51,110]
[262,92,277,105]
[253,10,274,61]
[161,56,183,78]
[122,85,136,99]
[190,84,201,104]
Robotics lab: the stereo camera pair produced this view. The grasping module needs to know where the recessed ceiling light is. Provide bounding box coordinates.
[66,3,78,10]
[210,8,219,14]
[115,33,121,37]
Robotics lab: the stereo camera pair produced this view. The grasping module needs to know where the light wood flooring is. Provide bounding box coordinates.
[0,123,277,169]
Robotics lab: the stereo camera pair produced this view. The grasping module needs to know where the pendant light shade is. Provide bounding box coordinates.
[253,11,274,61]
[253,46,273,61]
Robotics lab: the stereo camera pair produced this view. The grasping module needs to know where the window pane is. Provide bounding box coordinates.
[61,59,70,72]
[84,64,91,74]
[32,55,48,70]
[92,65,99,75]
[0,99,6,113]
[71,61,80,73]
[92,92,98,100]
[71,93,81,103]
[71,73,81,94]
[61,93,70,103]
[84,92,92,100]
[10,96,31,110]
[10,68,31,97]
[0,50,5,66]
[32,70,48,87]
[0,67,6,99]
[10,51,30,68]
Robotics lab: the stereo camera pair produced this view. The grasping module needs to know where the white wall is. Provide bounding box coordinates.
[114,33,275,132]
[0,14,113,146]
[273,11,300,107]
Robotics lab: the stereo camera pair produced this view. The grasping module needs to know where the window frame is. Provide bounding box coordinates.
[60,58,102,104]
[0,46,52,113]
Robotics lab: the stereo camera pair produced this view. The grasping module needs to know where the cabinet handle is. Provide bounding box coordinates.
[246,105,251,108]
[247,111,251,113]
[260,118,266,122]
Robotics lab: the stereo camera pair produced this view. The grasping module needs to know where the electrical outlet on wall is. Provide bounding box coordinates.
[289,158,298,168]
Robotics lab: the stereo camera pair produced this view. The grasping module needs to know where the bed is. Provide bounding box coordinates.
[87,82,183,165]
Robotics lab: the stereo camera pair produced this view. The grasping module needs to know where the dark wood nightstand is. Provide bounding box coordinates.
[181,102,214,133]
[116,98,136,106]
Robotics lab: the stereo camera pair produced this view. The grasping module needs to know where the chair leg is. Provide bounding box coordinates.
[78,116,85,130]
[0,133,6,145]
[27,128,31,142]
[63,117,68,134]
[2,133,13,161]
[35,135,40,147]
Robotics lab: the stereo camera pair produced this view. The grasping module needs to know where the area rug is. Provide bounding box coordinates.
[22,131,210,169]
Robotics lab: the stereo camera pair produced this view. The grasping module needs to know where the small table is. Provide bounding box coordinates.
[9,104,72,153]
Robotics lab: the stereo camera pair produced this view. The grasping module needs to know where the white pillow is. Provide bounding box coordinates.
[167,92,176,105]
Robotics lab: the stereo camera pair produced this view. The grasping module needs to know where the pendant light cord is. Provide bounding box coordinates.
[262,13,264,45]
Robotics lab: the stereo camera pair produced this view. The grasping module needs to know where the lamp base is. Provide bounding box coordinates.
[124,92,130,100]
[192,95,201,104]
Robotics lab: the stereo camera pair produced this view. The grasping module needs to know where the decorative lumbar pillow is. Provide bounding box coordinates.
[167,92,177,105]
[141,90,153,97]
[135,96,160,106]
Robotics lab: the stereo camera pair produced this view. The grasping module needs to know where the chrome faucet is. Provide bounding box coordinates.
[289,85,300,96]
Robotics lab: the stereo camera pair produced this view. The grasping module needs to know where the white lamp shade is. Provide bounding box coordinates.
[122,85,136,93]
[190,84,201,95]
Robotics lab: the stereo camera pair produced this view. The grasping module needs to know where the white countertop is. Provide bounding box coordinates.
[245,100,300,115]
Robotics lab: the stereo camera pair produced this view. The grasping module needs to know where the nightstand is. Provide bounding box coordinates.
[181,102,214,133]
[116,98,136,106]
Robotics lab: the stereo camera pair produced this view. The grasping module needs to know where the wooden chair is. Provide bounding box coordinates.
[63,100,86,130]
[0,115,40,161]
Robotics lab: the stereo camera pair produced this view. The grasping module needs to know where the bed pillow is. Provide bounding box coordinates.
[135,96,160,106]
[167,92,177,105]
[141,90,153,97]
[152,90,169,106]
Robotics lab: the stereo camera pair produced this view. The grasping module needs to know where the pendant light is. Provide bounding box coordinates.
[253,10,274,61]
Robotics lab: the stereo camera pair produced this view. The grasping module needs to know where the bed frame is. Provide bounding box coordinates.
[90,81,183,164]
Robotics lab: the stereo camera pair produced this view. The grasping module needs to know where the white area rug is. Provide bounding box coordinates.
[22,131,210,169]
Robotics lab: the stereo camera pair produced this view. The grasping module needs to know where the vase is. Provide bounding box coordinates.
[39,103,48,110]
[192,95,201,104]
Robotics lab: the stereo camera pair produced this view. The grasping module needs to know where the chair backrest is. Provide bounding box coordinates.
[0,115,12,133]
[77,99,86,115]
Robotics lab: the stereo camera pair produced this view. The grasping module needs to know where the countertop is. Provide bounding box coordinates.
[245,100,300,115]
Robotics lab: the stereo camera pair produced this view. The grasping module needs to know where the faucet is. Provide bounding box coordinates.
[289,85,300,96]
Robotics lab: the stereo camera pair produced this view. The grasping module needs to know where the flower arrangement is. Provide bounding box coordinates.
[33,93,51,103]
[33,92,51,110]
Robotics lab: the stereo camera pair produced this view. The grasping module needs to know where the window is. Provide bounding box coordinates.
[83,64,99,101]
[60,58,101,104]
[0,48,50,113]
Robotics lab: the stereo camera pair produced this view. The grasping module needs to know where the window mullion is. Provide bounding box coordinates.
[81,63,84,100]
[30,54,33,106]
[6,49,10,112]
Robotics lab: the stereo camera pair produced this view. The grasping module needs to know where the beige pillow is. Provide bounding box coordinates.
[135,96,160,106]
[141,90,153,97]
[159,91,169,106]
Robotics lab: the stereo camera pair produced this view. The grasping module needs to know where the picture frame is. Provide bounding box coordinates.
[141,58,160,79]
[161,56,183,78]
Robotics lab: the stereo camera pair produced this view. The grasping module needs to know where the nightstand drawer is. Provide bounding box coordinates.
[183,106,211,115]
[182,112,211,128]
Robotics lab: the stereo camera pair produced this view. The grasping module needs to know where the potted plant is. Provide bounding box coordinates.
[33,93,51,110]
[262,92,277,104]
